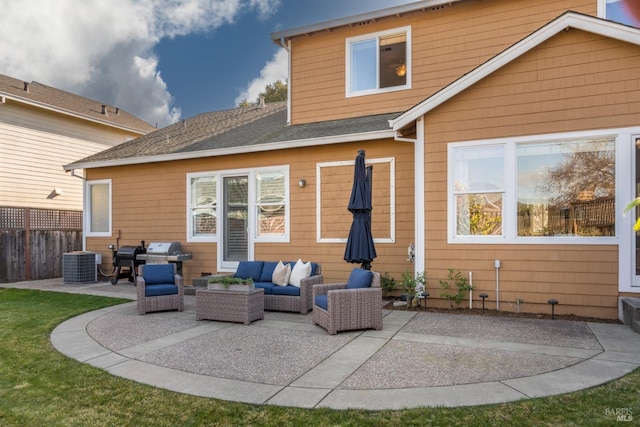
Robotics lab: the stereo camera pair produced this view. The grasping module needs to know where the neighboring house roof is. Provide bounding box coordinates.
[64,100,399,170]
[271,0,464,42]
[0,73,156,134]
[391,11,640,131]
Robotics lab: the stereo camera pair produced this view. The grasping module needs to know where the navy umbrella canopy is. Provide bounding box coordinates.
[344,149,377,270]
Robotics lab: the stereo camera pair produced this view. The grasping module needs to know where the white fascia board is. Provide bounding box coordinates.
[63,129,396,171]
[0,93,149,135]
[271,0,462,41]
[392,12,640,131]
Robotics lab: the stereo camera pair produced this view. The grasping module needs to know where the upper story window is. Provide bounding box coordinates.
[346,26,411,97]
[601,0,640,27]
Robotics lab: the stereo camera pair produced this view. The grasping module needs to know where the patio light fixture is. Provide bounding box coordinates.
[298,179,306,188]
[479,293,489,313]
[548,299,558,319]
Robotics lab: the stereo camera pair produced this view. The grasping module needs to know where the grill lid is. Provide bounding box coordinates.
[146,242,182,255]
[116,246,146,256]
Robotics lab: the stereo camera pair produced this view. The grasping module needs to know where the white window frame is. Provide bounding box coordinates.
[448,129,621,245]
[346,26,412,98]
[84,179,112,237]
[187,172,218,242]
[599,0,640,27]
[253,167,290,243]
[186,166,290,244]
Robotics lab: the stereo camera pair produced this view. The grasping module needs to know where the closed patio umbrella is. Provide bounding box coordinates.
[344,149,377,270]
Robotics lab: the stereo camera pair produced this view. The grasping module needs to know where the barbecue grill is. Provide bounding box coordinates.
[136,242,192,275]
[111,241,147,285]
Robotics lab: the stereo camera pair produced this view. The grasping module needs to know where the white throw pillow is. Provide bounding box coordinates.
[289,259,311,287]
[272,261,291,286]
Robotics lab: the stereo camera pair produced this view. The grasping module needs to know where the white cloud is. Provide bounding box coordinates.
[0,0,280,128]
[235,48,288,105]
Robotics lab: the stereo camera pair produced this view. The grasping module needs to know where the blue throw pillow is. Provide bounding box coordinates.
[143,264,175,285]
[346,268,373,289]
[235,261,264,282]
[260,262,279,282]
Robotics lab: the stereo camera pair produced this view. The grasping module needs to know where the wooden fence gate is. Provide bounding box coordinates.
[0,207,83,282]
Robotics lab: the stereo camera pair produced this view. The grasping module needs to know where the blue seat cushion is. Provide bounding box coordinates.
[346,268,373,289]
[315,295,328,310]
[271,285,300,297]
[235,261,264,282]
[145,283,179,297]
[143,264,175,285]
[260,262,279,282]
[254,281,276,295]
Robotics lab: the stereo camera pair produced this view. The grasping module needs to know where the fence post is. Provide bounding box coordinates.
[25,208,30,281]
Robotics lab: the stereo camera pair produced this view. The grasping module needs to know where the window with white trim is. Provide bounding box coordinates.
[189,175,217,240]
[449,135,616,243]
[601,0,640,27]
[346,26,411,97]
[187,167,289,243]
[453,146,505,236]
[255,171,286,238]
[85,179,111,236]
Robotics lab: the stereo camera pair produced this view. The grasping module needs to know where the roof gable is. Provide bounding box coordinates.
[0,73,155,134]
[391,11,640,131]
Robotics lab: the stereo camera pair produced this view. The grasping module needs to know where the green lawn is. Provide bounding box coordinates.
[0,287,638,426]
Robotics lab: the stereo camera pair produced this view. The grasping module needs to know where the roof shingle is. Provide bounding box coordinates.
[65,101,399,169]
[0,72,155,134]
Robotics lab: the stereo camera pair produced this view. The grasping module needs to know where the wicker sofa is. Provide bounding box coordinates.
[209,260,322,315]
[312,269,382,335]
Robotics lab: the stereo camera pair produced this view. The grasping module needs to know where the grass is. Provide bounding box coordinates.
[0,288,639,426]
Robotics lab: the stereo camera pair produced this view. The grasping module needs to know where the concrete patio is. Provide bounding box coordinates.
[4,278,640,410]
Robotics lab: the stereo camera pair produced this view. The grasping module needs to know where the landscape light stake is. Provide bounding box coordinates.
[548,299,558,319]
[479,293,488,314]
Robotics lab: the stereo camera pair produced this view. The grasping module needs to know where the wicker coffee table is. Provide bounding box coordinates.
[195,288,264,324]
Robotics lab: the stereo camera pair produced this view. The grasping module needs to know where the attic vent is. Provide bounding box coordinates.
[101,105,107,116]
[352,19,376,27]
[23,82,29,92]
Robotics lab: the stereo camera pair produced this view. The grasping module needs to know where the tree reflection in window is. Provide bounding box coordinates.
[517,138,615,236]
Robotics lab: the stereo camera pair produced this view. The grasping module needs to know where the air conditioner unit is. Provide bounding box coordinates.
[63,252,97,284]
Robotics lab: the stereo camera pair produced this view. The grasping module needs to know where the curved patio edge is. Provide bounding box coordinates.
[50,303,640,410]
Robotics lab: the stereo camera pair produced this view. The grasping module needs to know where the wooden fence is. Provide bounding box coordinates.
[0,207,83,282]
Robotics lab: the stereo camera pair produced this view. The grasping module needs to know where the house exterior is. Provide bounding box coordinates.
[0,73,156,211]
[0,72,155,281]
[65,0,640,320]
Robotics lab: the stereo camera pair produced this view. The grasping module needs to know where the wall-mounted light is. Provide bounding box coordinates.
[298,179,306,188]
[47,188,62,199]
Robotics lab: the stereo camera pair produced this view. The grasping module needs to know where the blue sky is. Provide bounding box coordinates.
[0,0,413,128]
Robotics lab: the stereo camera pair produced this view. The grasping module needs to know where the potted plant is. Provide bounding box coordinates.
[208,275,254,291]
[380,272,397,298]
[401,271,427,307]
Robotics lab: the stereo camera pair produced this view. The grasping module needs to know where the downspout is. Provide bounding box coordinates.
[67,169,87,250]
[278,36,292,125]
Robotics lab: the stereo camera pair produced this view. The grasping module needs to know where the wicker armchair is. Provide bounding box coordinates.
[312,269,382,335]
[136,264,184,315]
